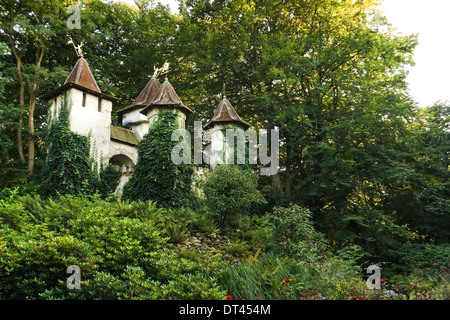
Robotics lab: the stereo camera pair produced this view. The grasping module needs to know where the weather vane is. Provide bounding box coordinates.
[68,36,84,57]
[160,61,170,75]
[152,61,170,78]
[152,65,160,78]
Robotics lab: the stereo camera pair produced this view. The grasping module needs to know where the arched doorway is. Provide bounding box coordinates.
[109,154,135,198]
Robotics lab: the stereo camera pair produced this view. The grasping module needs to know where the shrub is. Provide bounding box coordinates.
[97,164,122,199]
[201,165,266,226]
[0,195,226,300]
[218,253,311,300]
[266,203,329,263]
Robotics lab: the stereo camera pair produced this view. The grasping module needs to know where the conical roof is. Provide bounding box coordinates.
[40,57,118,102]
[203,97,250,130]
[140,78,193,116]
[117,77,161,114]
[132,77,161,107]
[64,57,101,93]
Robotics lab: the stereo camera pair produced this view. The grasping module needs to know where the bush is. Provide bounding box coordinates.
[0,195,226,299]
[218,252,370,300]
[266,203,329,263]
[387,243,450,277]
[201,165,266,226]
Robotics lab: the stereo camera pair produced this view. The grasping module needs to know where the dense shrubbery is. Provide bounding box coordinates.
[200,165,266,226]
[0,194,225,299]
[1,191,448,300]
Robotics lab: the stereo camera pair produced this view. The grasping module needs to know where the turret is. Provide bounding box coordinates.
[41,56,118,167]
[116,76,160,140]
[140,78,193,129]
[204,96,250,169]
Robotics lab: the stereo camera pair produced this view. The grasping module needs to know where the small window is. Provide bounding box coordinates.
[82,93,86,107]
[98,98,102,112]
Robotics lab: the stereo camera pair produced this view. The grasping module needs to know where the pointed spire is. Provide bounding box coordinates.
[131,76,161,107]
[64,57,101,93]
[203,96,250,130]
[150,78,184,107]
[140,78,193,116]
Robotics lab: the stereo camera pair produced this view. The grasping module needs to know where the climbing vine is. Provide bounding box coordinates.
[122,109,194,208]
[39,94,121,198]
[39,94,97,198]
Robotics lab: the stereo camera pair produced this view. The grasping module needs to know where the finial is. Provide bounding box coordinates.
[152,61,170,79]
[223,95,226,99]
[165,77,168,82]
[69,36,84,57]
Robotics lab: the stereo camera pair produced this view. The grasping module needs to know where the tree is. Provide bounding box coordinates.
[122,109,194,208]
[0,0,72,176]
[177,0,431,257]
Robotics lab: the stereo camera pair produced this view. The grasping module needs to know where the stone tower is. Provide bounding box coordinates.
[41,57,119,168]
[139,78,193,129]
[117,76,160,140]
[203,96,250,169]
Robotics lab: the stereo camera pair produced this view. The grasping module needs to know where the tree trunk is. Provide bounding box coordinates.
[15,54,26,163]
[27,96,36,175]
[26,45,45,176]
[17,112,25,163]
[271,172,283,194]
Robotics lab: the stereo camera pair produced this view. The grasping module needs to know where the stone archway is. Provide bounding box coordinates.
[109,154,135,198]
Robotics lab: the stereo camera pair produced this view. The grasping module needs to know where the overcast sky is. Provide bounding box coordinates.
[119,0,450,108]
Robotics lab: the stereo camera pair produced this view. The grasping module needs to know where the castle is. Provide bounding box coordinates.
[41,56,251,195]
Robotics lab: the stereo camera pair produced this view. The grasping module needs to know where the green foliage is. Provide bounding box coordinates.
[97,164,122,199]
[39,95,97,198]
[201,165,266,226]
[218,252,366,300]
[0,195,226,300]
[388,243,450,277]
[266,204,329,263]
[0,0,449,301]
[122,109,194,208]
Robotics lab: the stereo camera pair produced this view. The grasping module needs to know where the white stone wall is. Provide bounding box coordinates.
[206,124,247,170]
[121,108,149,140]
[146,108,187,129]
[50,88,112,170]
[108,140,138,166]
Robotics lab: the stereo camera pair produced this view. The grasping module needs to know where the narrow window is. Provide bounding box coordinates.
[98,98,102,112]
[82,93,86,107]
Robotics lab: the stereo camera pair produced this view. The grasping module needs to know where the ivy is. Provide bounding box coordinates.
[39,94,121,199]
[122,109,194,208]
[97,164,122,199]
[39,94,97,198]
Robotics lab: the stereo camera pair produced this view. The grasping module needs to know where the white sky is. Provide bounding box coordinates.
[379,0,450,107]
[118,0,450,108]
